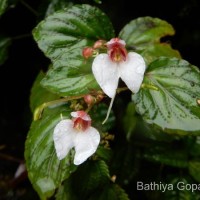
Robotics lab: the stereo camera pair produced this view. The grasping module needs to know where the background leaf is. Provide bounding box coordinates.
[71,160,110,197]
[55,179,78,200]
[122,102,137,141]
[0,0,18,16]
[25,105,76,200]
[142,141,188,168]
[0,36,11,65]
[88,182,130,200]
[0,0,8,16]
[55,160,111,200]
[29,70,59,112]
[188,136,200,158]
[119,17,181,64]
[132,57,200,134]
[188,161,200,183]
[33,4,115,96]
[164,177,200,200]
[44,0,73,17]
[90,103,115,132]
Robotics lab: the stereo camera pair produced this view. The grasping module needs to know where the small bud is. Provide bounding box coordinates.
[84,94,95,106]
[82,47,94,59]
[93,40,106,49]
[96,92,104,102]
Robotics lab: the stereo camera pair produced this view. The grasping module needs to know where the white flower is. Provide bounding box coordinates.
[53,111,100,165]
[92,38,146,98]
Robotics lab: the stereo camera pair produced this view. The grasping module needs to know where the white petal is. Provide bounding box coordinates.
[73,127,100,165]
[14,163,26,178]
[119,52,146,93]
[92,54,119,98]
[71,111,91,121]
[53,119,75,160]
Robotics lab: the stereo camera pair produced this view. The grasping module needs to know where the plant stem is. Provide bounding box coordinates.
[0,153,23,163]
[141,83,159,91]
[12,33,32,41]
[20,0,38,16]
[34,95,86,121]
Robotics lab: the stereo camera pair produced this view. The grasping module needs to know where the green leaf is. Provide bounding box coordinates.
[45,0,73,17]
[119,17,181,64]
[55,179,78,200]
[96,146,112,162]
[41,63,100,96]
[110,144,140,186]
[0,0,18,16]
[88,183,130,200]
[132,57,200,134]
[188,136,200,157]
[25,105,76,200]
[30,71,60,112]
[188,161,200,183]
[0,0,8,16]
[165,177,200,200]
[56,160,111,199]
[123,102,137,141]
[142,142,188,168]
[91,103,115,132]
[120,16,175,44]
[0,36,11,65]
[33,4,115,96]
[72,160,110,197]
[135,117,179,142]
[140,43,181,64]
[93,0,102,4]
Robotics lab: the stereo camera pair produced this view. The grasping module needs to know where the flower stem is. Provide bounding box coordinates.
[102,95,115,125]
[34,95,85,121]
[141,83,159,91]
[12,33,32,41]
[116,87,128,93]
[20,0,38,16]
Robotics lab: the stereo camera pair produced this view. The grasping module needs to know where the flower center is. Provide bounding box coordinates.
[71,111,91,132]
[106,38,127,63]
[73,117,91,131]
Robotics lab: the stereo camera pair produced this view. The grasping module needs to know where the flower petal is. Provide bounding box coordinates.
[71,111,91,121]
[119,52,146,93]
[92,53,119,98]
[53,119,75,160]
[73,127,100,165]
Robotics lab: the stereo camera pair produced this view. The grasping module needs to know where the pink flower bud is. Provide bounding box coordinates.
[82,47,94,59]
[93,40,106,49]
[84,94,95,106]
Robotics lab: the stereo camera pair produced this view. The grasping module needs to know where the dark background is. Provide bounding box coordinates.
[0,0,199,199]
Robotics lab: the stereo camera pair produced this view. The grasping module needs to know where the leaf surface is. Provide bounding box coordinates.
[119,17,181,64]
[132,57,200,134]
[33,4,115,96]
[25,105,76,200]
